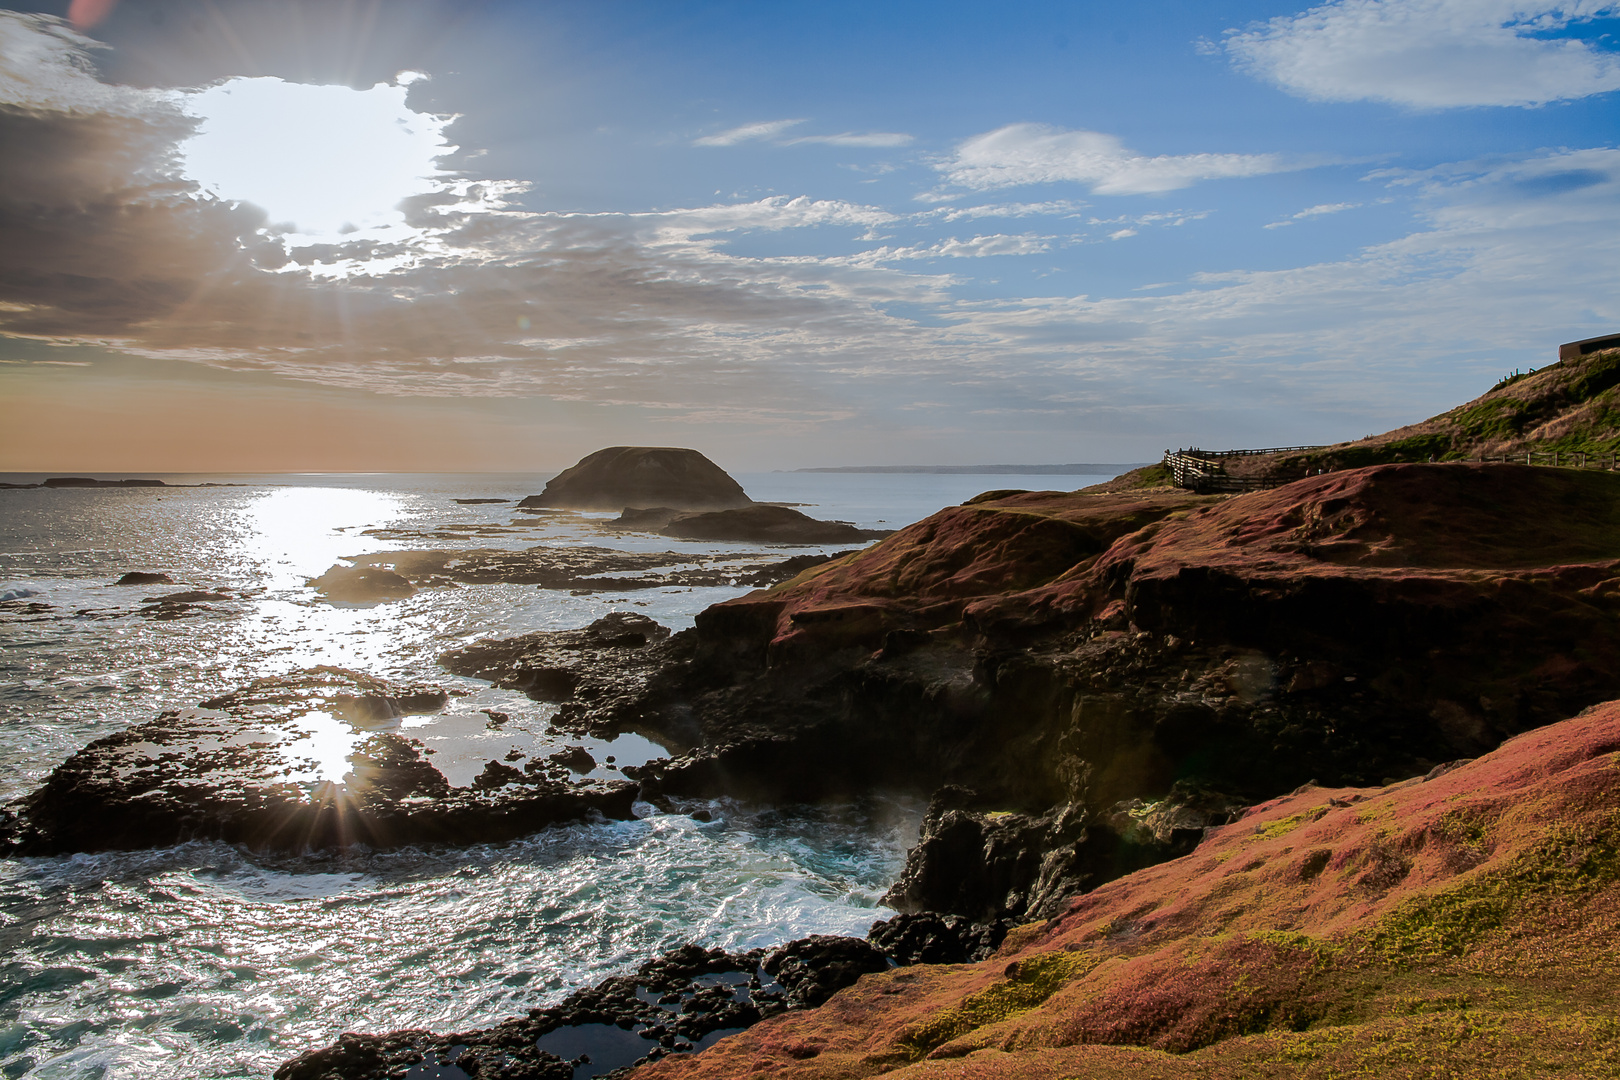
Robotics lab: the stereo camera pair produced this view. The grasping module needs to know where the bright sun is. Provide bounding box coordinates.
[180,73,453,242]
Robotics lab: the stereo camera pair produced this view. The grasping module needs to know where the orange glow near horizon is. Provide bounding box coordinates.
[68,0,118,30]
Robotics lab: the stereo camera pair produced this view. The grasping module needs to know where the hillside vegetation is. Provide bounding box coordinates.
[1274,346,1620,473]
[638,704,1620,1080]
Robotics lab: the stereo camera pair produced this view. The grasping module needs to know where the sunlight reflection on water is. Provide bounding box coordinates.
[0,471,1129,1079]
[238,487,405,590]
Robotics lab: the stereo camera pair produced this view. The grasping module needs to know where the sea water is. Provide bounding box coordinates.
[0,469,1118,1079]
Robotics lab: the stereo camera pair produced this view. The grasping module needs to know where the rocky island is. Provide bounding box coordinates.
[520,447,754,512]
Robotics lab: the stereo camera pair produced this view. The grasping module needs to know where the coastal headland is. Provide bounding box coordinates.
[20,349,1620,1078]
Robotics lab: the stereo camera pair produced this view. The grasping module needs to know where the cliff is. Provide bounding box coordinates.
[620,462,1620,919]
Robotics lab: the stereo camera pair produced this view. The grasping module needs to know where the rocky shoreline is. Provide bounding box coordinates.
[10,445,1620,1078]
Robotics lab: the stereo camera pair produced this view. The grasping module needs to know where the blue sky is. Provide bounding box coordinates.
[0,0,1617,470]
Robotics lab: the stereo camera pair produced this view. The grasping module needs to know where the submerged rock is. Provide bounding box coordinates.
[3,667,637,855]
[520,447,753,512]
[113,571,173,585]
[308,565,417,602]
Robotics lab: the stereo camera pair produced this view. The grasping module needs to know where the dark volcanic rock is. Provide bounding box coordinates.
[275,936,872,1080]
[4,667,637,855]
[113,571,173,585]
[521,447,753,512]
[866,911,1012,966]
[566,464,1620,922]
[760,935,890,1008]
[313,546,840,597]
[658,504,890,544]
[440,613,674,734]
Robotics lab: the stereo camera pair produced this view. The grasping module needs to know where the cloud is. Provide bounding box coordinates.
[853,234,1058,263]
[694,119,913,149]
[1263,201,1361,227]
[1226,0,1620,108]
[938,123,1310,195]
[925,200,1090,221]
[784,131,913,147]
[934,146,1620,418]
[693,119,805,146]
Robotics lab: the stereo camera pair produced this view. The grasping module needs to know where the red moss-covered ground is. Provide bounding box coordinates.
[634,700,1620,1078]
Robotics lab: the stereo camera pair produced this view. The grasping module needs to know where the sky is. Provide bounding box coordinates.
[0,0,1617,472]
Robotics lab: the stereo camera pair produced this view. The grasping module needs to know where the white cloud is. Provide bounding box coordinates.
[939,123,1309,195]
[925,200,1090,221]
[694,119,912,148]
[1263,201,1360,227]
[784,131,913,147]
[1227,0,1620,108]
[934,146,1620,423]
[857,233,1057,262]
[693,119,805,146]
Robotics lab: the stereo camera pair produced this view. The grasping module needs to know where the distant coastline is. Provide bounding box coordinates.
[790,463,1152,475]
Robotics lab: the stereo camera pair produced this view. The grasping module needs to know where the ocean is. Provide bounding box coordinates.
[0,469,1120,1079]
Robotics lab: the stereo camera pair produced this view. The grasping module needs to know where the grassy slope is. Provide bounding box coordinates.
[637,703,1620,1079]
[1267,347,1620,473]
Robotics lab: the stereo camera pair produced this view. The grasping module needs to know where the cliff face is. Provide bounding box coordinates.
[629,463,1620,919]
[632,701,1620,1079]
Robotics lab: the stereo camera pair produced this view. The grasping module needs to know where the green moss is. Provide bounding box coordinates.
[896,951,1094,1058]
[1246,929,1340,969]
[1446,397,1528,442]
[1257,806,1329,840]
[1367,813,1620,962]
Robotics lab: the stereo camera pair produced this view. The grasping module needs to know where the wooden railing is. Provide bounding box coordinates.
[1165,445,1620,492]
[1163,446,1324,493]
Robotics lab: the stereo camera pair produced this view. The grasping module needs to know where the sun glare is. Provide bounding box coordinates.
[180,74,452,243]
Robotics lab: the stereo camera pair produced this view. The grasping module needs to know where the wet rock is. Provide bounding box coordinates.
[3,667,637,855]
[550,746,596,773]
[144,589,234,604]
[520,446,753,512]
[316,545,834,595]
[440,613,674,733]
[761,936,890,1008]
[657,504,890,544]
[866,911,1012,965]
[307,565,417,602]
[276,941,796,1080]
[453,498,509,504]
[113,571,173,586]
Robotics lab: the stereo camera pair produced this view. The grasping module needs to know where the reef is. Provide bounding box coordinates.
[310,546,847,602]
[0,667,639,855]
